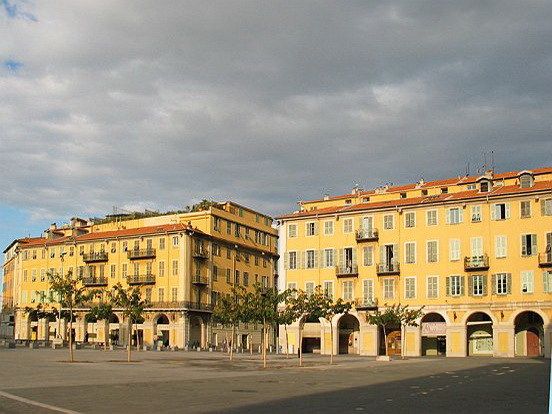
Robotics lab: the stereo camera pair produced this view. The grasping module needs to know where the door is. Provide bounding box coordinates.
[344,248,353,269]
[546,233,552,262]
[385,245,394,268]
[527,329,541,357]
[387,331,401,356]
[363,216,373,231]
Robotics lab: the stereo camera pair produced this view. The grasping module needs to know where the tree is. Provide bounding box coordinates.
[109,283,148,362]
[46,270,94,362]
[391,304,425,359]
[320,297,352,365]
[213,287,243,361]
[365,305,400,357]
[87,302,115,351]
[275,290,297,360]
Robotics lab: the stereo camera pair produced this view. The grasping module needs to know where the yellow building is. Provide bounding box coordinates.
[277,167,552,358]
[1,201,278,350]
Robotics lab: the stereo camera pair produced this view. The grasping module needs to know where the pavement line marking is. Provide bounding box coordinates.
[0,390,82,414]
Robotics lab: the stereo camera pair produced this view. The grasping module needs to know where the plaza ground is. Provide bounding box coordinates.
[0,347,549,413]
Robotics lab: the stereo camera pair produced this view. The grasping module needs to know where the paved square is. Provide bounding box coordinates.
[0,347,548,413]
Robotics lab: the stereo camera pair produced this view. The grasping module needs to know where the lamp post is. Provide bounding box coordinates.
[58,251,67,340]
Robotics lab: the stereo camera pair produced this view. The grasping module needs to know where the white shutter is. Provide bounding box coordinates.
[352,248,357,266]
[505,203,511,219]
[393,244,399,263]
[521,236,528,256]
[314,222,319,236]
[284,252,289,270]
[459,208,464,223]
[362,246,368,266]
[300,251,305,269]
[531,235,537,256]
[339,248,344,267]
[313,250,318,268]
[544,271,549,293]
[445,209,451,224]
[491,204,496,220]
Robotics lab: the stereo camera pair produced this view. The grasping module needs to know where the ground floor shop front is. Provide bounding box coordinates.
[278,304,552,358]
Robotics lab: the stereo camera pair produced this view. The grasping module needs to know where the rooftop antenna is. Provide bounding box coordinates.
[491,150,495,172]
[483,152,487,171]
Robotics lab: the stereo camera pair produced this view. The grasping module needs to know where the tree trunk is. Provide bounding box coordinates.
[249,334,253,355]
[329,319,334,365]
[383,325,388,357]
[69,306,74,363]
[401,324,406,360]
[229,325,234,361]
[299,322,303,367]
[263,322,267,368]
[136,322,140,352]
[127,318,132,362]
[104,320,109,352]
[284,325,289,359]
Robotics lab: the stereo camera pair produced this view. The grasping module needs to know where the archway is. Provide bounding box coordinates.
[154,314,170,347]
[338,314,360,354]
[189,315,202,348]
[514,311,544,357]
[302,314,321,353]
[421,313,447,356]
[467,312,493,356]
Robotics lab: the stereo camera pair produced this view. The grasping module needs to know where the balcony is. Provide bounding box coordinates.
[355,228,379,242]
[192,274,208,285]
[354,298,378,310]
[83,252,108,263]
[82,276,108,286]
[336,265,359,278]
[184,301,213,312]
[193,247,209,259]
[376,261,400,276]
[127,274,156,285]
[464,254,489,271]
[539,252,552,267]
[127,248,156,260]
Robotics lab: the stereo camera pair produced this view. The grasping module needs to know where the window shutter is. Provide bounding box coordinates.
[491,274,496,295]
[445,209,451,224]
[544,271,549,293]
[482,275,488,296]
[300,251,305,269]
[393,244,399,263]
[468,276,473,296]
[459,208,464,223]
[446,276,450,296]
[362,246,368,266]
[521,236,528,256]
[460,276,465,296]
[352,248,357,266]
[379,246,385,265]
[542,199,546,216]
[313,250,318,268]
[531,235,538,256]
[339,248,344,267]
[491,205,496,221]
[314,222,319,236]
[506,273,512,294]
[284,252,289,270]
[505,203,511,219]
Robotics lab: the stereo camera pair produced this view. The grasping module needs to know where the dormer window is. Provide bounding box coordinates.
[441,187,448,194]
[479,180,491,193]
[345,199,352,205]
[421,189,428,196]
[519,172,534,189]
[400,192,407,199]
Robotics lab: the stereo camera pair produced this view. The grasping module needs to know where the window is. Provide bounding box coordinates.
[362,279,374,302]
[427,241,439,263]
[467,184,476,190]
[449,239,460,261]
[122,242,127,252]
[521,234,537,256]
[441,187,448,194]
[158,261,165,277]
[495,235,507,258]
[343,218,353,234]
[254,255,259,266]
[542,199,552,216]
[133,263,139,276]
[211,265,218,281]
[324,221,334,235]
[172,236,179,247]
[212,244,220,256]
[158,288,164,303]
[520,200,531,218]
[288,224,297,238]
[471,205,482,222]
[244,252,250,264]
[362,246,374,266]
[405,277,416,299]
[122,264,127,279]
[158,238,165,250]
[145,288,152,303]
[235,270,240,285]
[171,260,178,276]
[40,269,45,281]
[494,273,510,295]
[343,281,353,301]
[521,271,534,294]
[145,262,152,276]
[239,208,244,217]
[323,281,334,300]
[404,212,416,228]
[243,272,249,286]
[427,276,439,299]
[306,222,317,237]
[479,180,491,193]
[110,264,116,279]
[306,250,316,269]
[305,282,315,297]
[472,275,484,296]
[287,282,297,292]
[448,275,463,296]
[383,214,394,230]
[324,248,334,268]
[171,287,178,302]
[226,248,232,259]
[288,251,297,270]
[226,221,232,235]
[226,269,231,283]
[492,203,510,220]
[543,271,552,293]
[520,174,534,188]
[234,224,241,238]
[345,199,352,205]
[446,207,463,224]
[134,240,140,250]
[426,210,437,226]
[383,279,395,300]
[404,242,416,264]
[214,217,221,231]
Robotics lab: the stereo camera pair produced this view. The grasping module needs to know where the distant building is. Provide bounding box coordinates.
[1,202,278,350]
[277,167,552,357]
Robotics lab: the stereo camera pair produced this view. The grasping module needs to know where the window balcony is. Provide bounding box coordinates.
[539,252,552,267]
[147,301,212,312]
[376,261,400,276]
[82,252,108,263]
[336,265,359,278]
[354,298,378,310]
[355,228,379,242]
[192,274,208,285]
[127,248,156,260]
[464,254,489,271]
[127,274,156,285]
[183,301,213,312]
[82,276,108,286]
[193,247,209,259]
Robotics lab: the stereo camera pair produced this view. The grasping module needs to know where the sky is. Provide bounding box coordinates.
[1,0,552,253]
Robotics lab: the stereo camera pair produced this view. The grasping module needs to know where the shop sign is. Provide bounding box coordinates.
[422,322,446,336]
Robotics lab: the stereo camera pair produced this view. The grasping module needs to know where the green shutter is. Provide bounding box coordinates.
[460,276,465,296]
[506,273,512,294]
[468,275,473,296]
[482,275,488,296]
[492,274,496,295]
[543,271,549,293]
[352,248,357,266]
[446,276,450,296]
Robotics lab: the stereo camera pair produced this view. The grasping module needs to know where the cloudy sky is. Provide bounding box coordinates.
[1,0,552,250]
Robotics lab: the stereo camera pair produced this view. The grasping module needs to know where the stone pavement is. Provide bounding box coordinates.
[0,347,548,413]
